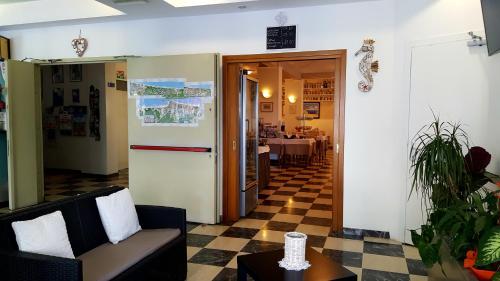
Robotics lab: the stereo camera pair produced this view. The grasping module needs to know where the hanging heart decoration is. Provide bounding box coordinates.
[71,30,88,57]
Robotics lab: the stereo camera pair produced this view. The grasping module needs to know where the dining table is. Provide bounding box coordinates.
[265,138,316,163]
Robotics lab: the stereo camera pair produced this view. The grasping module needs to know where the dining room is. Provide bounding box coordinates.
[253,60,335,169]
[235,58,339,231]
[223,51,345,233]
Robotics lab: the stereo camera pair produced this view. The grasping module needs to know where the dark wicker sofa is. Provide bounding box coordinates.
[0,186,187,281]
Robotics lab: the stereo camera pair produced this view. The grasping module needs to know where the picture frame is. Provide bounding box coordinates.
[52,88,64,107]
[304,102,320,119]
[69,64,82,82]
[72,89,80,103]
[260,102,273,112]
[51,65,64,84]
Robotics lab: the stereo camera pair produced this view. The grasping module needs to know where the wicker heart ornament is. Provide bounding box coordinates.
[71,36,88,57]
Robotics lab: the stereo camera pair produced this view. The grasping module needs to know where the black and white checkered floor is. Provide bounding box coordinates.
[5,153,426,280]
[0,169,129,214]
[186,152,427,281]
[44,169,130,201]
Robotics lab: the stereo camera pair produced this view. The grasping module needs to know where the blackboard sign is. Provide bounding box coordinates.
[267,25,296,50]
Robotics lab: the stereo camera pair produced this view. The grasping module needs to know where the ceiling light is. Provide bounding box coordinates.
[288,95,297,104]
[164,0,257,8]
[0,0,38,4]
[0,0,124,27]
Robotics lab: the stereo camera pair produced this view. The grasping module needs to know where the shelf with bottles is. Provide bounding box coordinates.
[303,78,334,102]
[303,95,334,102]
[303,78,334,90]
[303,88,334,95]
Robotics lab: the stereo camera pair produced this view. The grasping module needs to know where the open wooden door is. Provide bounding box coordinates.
[5,60,44,209]
[127,54,219,224]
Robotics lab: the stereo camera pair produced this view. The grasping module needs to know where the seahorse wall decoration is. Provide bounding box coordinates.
[355,39,379,92]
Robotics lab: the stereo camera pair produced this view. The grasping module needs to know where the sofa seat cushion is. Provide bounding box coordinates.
[77,228,181,281]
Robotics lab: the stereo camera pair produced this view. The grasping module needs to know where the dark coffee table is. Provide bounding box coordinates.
[237,247,357,281]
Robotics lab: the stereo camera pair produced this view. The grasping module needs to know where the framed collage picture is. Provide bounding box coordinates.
[304,102,320,119]
[260,102,273,112]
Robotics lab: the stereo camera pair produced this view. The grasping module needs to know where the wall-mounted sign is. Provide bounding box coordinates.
[266,25,296,50]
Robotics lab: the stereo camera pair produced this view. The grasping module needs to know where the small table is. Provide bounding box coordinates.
[237,248,357,281]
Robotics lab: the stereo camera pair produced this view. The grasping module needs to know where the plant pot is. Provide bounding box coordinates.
[464,250,496,281]
[428,243,478,281]
[467,267,495,281]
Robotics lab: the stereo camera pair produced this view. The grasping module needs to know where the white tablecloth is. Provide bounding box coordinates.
[266,138,315,145]
[265,138,315,157]
[258,145,270,154]
[316,136,328,141]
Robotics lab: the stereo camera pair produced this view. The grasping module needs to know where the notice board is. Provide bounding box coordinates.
[266,25,296,50]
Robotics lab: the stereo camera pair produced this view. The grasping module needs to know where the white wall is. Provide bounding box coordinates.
[42,63,109,174]
[2,0,498,241]
[394,0,500,243]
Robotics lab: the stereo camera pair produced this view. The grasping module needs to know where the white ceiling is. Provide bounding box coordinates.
[0,0,372,29]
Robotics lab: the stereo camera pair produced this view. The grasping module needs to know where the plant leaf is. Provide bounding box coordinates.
[419,243,440,268]
[410,230,421,246]
[476,226,500,266]
[474,216,487,234]
[493,272,500,281]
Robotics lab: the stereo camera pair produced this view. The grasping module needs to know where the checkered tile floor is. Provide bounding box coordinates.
[186,151,427,281]
[0,169,128,214]
[43,169,129,202]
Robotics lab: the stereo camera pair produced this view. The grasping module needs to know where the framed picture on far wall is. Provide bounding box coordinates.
[304,102,320,119]
[72,89,80,103]
[69,64,82,82]
[260,102,273,112]
[52,88,64,107]
[51,65,64,84]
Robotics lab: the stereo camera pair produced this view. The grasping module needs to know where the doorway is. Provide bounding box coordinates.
[0,53,219,217]
[222,50,346,232]
[40,62,129,202]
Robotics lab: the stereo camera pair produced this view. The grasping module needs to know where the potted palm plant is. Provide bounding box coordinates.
[409,116,499,279]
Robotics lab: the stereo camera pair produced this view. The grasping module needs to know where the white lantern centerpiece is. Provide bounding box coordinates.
[278,232,311,271]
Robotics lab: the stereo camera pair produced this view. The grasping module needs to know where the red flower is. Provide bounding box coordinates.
[464,146,491,174]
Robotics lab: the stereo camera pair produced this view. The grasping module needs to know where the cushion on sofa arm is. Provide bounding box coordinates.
[135,205,186,235]
[11,211,76,259]
[77,228,181,281]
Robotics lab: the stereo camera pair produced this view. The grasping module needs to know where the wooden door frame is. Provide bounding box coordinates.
[222,50,346,231]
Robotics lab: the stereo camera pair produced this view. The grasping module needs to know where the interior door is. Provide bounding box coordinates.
[127,54,219,224]
[405,34,500,243]
[5,60,44,209]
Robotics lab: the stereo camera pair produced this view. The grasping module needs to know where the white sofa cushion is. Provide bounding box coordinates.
[11,210,75,259]
[96,188,142,244]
